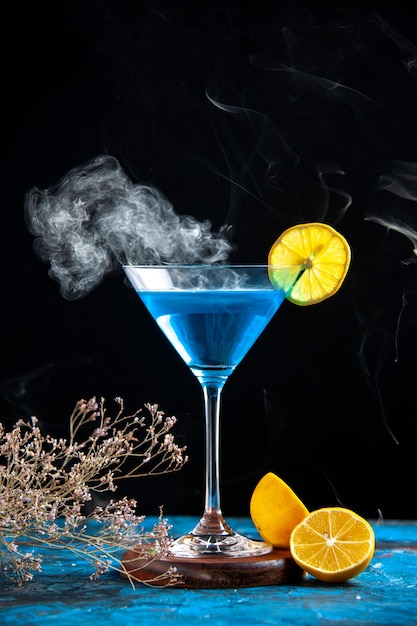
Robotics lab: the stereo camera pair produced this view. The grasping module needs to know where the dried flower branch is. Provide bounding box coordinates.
[0,397,188,586]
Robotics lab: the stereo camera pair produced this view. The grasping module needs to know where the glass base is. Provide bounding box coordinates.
[169,531,272,558]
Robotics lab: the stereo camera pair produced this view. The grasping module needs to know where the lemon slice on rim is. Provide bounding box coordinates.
[268,222,351,305]
[289,507,375,583]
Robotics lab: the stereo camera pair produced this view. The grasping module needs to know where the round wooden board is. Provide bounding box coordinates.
[121,546,305,588]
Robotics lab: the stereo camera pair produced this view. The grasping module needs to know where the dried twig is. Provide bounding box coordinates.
[0,397,188,586]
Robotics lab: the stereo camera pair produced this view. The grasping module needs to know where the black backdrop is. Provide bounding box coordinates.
[2,0,417,520]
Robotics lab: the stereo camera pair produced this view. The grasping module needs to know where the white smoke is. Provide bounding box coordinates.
[25,155,234,299]
[366,160,417,262]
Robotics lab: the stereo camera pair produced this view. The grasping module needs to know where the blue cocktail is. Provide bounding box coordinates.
[123,264,288,558]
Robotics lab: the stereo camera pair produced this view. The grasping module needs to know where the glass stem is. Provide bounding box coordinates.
[192,378,233,537]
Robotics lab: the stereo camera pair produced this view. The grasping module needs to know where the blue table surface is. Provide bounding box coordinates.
[1,517,416,626]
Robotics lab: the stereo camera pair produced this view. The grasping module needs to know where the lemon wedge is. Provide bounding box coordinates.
[250,472,309,548]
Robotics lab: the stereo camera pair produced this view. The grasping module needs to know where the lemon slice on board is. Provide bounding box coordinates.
[250,472,309,548]
[268,222,351,305]
[289,507,375,582]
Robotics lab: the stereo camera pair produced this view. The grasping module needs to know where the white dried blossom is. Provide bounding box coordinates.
[0,397,187,587]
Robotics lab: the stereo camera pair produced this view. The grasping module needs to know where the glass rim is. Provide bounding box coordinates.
[122,263,286,269]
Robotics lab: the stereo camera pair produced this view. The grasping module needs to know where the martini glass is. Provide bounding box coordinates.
[123,264,288,559]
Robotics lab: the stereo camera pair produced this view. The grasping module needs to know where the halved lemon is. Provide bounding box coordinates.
[289,507,375,583]
[268,222,351,305]
[250,472,309,548]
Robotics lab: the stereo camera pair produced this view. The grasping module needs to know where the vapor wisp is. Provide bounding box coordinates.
[366,159,417,262]
[25,155,234,300]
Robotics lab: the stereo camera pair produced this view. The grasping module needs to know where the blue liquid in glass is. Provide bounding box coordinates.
[138,289,285,377]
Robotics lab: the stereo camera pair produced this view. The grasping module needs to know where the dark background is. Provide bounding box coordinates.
[2,0,417,520]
